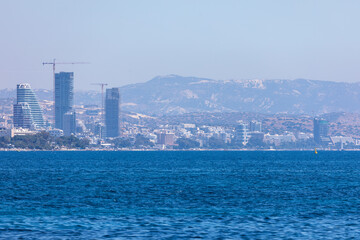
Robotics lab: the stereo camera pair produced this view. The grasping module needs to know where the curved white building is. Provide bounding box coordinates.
[13,83,45,129]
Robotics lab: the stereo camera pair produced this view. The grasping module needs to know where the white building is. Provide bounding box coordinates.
[48,129,64,138]
[264,132,296,146]
[10,128,37,137]
[330,136,354,145]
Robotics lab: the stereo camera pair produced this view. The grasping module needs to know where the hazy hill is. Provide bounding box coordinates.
[120,75,360,115]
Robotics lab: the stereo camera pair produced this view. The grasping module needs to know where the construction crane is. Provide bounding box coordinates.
[43,58,89,82]
[42,59,89,124]
[91,83,108,127]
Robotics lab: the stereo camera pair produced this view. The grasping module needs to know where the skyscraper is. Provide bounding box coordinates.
[249,120,262,132]
[313,118,329,144]
[55,72,74,130]
[157,131,175,145]
[13,83,45,129]
[13,103,32,129]
[234,121,248,145]
[105,88,121,138]
[63,111,76,136]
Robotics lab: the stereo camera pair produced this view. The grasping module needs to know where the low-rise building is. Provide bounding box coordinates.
[10,128,37,137]
[48,129,64,138]
[330,136,354,145]
[157,131,175,145]
[264,132,296,146]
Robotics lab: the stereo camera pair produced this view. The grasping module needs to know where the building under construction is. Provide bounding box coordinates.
[105,87,121,138]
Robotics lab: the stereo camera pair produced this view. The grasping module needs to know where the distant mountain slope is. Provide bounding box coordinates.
[120,75,360,115]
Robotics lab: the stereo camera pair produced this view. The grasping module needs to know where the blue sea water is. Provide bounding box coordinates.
[0,151,360,239]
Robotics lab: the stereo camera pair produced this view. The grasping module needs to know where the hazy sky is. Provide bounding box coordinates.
[1,0,360,90]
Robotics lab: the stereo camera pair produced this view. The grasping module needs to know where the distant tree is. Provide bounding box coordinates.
[0,132,90,150]
[207,136,227,149]
[228,138,244,149]
[134,134,154,148]
[11,131,52,150]
[175,137,200,149]
[55,135,89,149]
[247,137,265,149]
[0,136,11,148]
[112,138,132,148]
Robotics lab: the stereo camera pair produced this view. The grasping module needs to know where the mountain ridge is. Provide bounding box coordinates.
[120,75,360,115]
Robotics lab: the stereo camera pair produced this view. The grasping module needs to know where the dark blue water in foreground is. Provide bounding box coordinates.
[1,151,360,239]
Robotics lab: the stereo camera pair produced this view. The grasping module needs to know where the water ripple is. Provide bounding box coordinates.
[0,151,360,239]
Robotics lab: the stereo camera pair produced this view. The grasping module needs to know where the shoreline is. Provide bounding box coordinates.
[1,148,359,152]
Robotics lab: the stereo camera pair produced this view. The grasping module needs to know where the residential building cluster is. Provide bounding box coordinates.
[1,71,360,150]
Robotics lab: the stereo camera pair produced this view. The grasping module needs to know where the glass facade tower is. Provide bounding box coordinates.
[249,120,262,132]
[105,88,121,138]
[63,111,76,136]
[13,83,45,129]
[234,121,249,145]
[313,118,329,144]
[55,72,74,130]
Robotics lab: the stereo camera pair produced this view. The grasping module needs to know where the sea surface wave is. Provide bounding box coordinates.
[0,151,359,239]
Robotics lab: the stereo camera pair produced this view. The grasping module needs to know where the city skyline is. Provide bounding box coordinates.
[1,2,360,238]
[1,1,359,149]
[0,74,358,151]
[1,1,360,90]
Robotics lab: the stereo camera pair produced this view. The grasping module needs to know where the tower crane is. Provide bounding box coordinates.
[42,59,89,124]
[91,83,108,127]
[43,59,90,84]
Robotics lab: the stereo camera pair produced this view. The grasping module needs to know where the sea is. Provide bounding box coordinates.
[0,151,360,239]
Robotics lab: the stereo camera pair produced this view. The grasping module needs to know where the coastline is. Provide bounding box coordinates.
[1,148,359,152]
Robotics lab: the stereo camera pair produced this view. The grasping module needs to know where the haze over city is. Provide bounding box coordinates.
[1,0,360,90]
[3,2,360,239]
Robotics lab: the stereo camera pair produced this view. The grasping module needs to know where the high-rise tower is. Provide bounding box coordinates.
[105,88,121,138]
[63,111,76,136]
[249,120,262,132]
[13,103,32,129]
[234,121,248,145]
[55,72,74,131]
[313,118,329,144]
[13,83,45,129]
